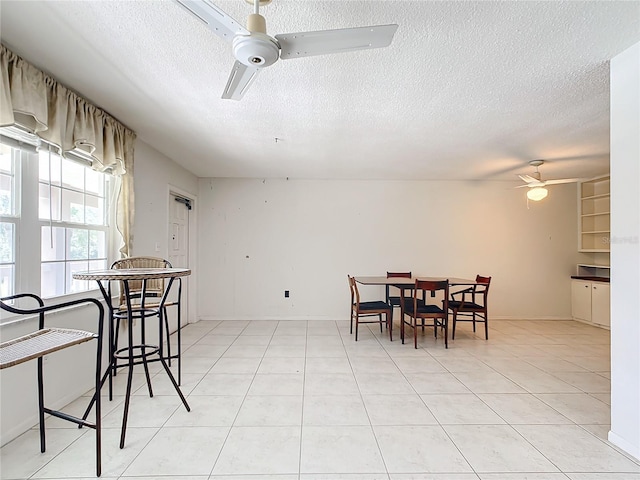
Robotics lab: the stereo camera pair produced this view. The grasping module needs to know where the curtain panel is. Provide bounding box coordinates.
[0,43,135,257]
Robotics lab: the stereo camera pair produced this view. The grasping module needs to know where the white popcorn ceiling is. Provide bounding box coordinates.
[0,1,638,181]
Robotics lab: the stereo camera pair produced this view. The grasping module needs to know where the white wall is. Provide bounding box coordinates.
[197,178,580,321]
[0,139,198,445]
[609,41,640,460]
[132,141,198,257]
[132,140,199,324]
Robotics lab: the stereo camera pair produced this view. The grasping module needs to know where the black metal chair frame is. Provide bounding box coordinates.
[79,274,190,450]
[110,257,183,384]
[0,293,104,477]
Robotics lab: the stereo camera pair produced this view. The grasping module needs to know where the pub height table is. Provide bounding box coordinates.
[73,267,191,448]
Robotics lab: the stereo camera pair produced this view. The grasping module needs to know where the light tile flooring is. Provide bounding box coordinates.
[2,318,640,479]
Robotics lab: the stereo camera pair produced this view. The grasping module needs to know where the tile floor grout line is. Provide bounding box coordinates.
[206,319,275,478]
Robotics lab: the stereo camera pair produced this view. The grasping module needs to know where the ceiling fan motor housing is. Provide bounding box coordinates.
[232,32,279,67]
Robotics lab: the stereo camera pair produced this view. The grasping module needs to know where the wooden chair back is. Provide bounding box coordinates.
[414,279,449,310]
[386,271,412,304]
[474,275,491,304]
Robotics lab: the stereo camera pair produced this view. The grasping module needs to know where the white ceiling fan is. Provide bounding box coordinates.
[175,0,398,100]
[516,160,581,201]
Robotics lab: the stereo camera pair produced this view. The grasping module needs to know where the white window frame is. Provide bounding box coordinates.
[0,137,119,322]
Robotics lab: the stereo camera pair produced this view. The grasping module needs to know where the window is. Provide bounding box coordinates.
[0,139,114,301]
[0,143,17,298]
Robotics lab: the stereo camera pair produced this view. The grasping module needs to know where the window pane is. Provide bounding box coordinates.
[68,261,89,293]
[41,262,65,298]
[89,259,106,271]
[41,226,66,261]
[67,228,88,260]
[0,143,12,173]
[0,265,14,298]
[89,230,105,259]
[85,168,104,196]
[0,173,13,216]
[62,189,84,223]
[85,195,104,225]
[39,184,62,221]
[61,158,85,190]
[39,150,62,186]
[0,222,14,263]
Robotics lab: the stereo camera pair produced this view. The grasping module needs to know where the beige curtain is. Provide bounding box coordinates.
[0,44,135,257]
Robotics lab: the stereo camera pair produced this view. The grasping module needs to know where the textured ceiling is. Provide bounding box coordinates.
[1,1,639,181]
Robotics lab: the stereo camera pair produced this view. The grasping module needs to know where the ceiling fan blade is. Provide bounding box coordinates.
[176,0,249,43]
[518,174,537,183]
[275,24,398,60]
[544,178,581,185]
[514,184,530,189]
[222,61,261,100]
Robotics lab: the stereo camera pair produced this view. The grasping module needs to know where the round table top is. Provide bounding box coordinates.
[73,268,191,281]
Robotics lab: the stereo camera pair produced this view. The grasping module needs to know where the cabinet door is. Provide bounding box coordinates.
[591,282,610,326]
[571,280,592,322]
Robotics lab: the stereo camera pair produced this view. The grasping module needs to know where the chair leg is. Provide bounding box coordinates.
[413,318,418,349]
[443,316,448,349]
[350,310,354,335]
[177,303,182,385]
[113,317,121,377]
[484,314,489,340]
[388,311,393,342]
[94,329,103,478]
[139,319,154,398]
[37,357,46,453]
[355,315,359,341]
[164,306,172,367]
[472,312,476,332]
[379,313,383,333]
[401,313,405,344]
[452,311,457,340]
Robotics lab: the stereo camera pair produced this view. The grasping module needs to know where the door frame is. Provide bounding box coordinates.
[167,184,198,324]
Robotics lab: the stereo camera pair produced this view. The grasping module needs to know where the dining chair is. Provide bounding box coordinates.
[402,279,449,349]
[0,293,104,477]
[385,271,412,307]
[449,274,491,340]
[348,275,393,341]
[111,256,183,381]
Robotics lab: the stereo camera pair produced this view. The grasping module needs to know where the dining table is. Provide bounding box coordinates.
[355,276,478,342]
[72,267,191,449]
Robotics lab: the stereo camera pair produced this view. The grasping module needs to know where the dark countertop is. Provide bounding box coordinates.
[571,276,610,283]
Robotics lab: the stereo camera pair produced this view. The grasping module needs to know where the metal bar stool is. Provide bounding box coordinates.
[0,293,104,477]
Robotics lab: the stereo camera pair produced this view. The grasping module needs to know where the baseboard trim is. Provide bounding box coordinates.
[608,430,640,461]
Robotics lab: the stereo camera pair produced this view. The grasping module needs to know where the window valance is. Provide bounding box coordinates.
[1,44,135,174]
[0,43,136,257]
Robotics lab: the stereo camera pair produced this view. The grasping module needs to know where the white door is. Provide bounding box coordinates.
[168,193,190,332]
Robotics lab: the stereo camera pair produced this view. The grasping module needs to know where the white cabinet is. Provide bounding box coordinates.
[591,282,610,327]
[571,279,610,328]
[571,280,592,322]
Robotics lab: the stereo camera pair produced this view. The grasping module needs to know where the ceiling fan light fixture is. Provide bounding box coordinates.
[527,186,548,201]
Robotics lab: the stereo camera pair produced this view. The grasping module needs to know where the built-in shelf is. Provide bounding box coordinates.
[576,263,611,279]
[579,175,610,252]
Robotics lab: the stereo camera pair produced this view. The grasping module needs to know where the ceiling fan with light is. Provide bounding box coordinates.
[516,160,581,201]
[175,0,398,100]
